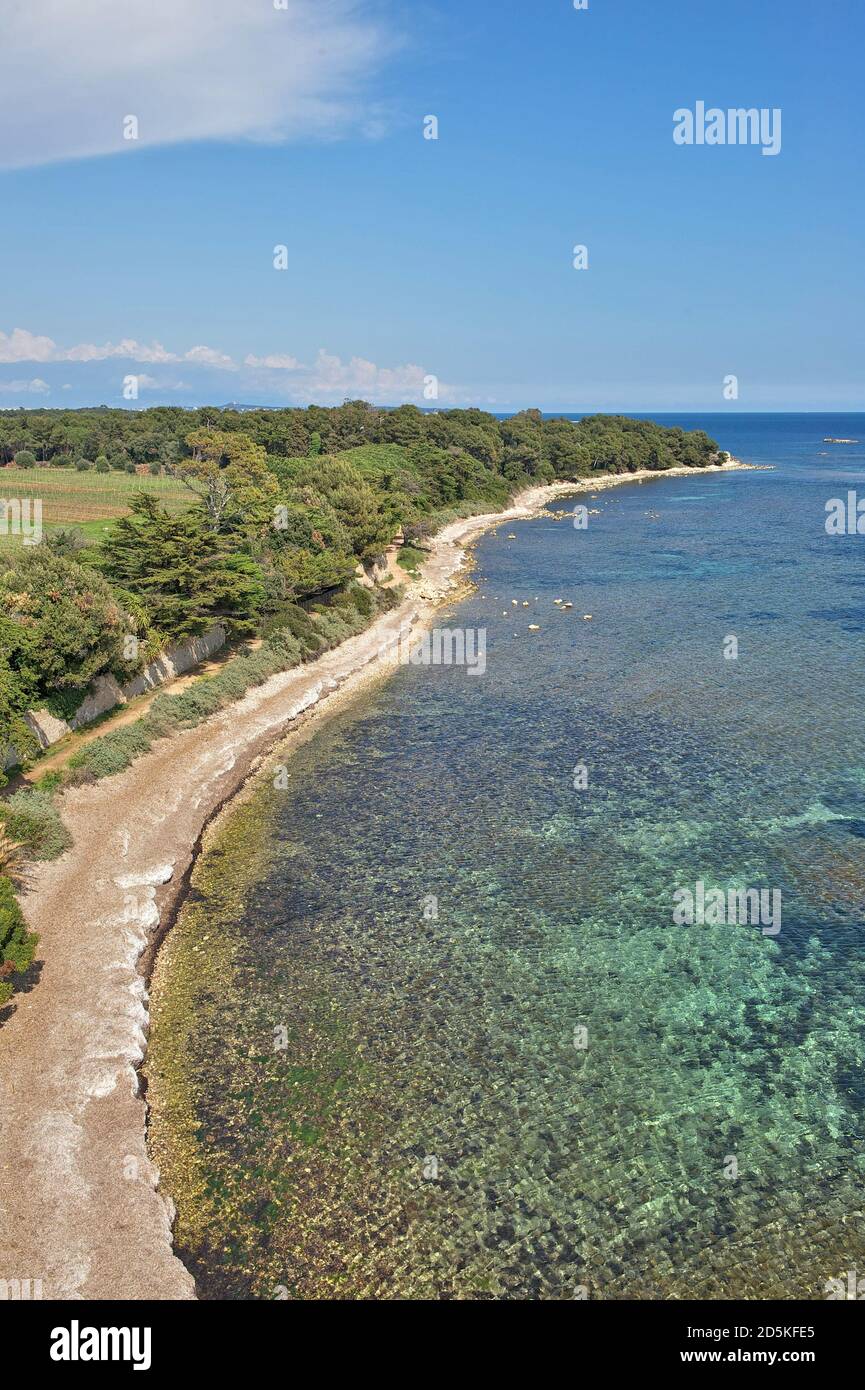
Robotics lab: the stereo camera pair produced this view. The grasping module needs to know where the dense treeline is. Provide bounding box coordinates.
[0,402,719,478]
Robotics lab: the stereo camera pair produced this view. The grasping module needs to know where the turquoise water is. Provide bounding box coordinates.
[158,415,865,1299]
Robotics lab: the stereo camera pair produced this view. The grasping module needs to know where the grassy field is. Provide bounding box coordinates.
[338,443,420,480]
[0,467,194,545]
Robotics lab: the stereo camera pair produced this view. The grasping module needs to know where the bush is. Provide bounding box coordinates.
[13,450,36,469]
[0,874,37,1006]
[263,629,303,666]
[329,580,375,619]
[0,547,139,698]
[397,545,425,574]
[66,721,156,780]
[280,604,326,655]
[0,787,72,860]
[95,455,111,473]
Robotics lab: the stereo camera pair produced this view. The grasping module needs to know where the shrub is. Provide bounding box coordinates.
[13,450,36,469]
[66,722,156,780]
[280,604,326,655]
[0,547,138,696]
[397,545,425,574]
[266,628,304,666]
[0,874,37,1006]
[327,580,376,622]
[0,787,72,860]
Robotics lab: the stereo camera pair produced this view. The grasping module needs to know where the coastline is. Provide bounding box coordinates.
[0,456,752,1300]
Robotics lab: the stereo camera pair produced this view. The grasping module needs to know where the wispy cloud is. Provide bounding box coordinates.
[243,347,436,401]
[301,348,430,400]
[0,377,50,395]
[0,328,227,368]
[0,0,397,171]
[0,327,453,406]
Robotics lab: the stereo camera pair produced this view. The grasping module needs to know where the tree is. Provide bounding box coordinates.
[266,497,356,600]
[0,646,35,777]
[499,410,548,483]
[0,548,137,701]
[13,450,36,470]
[174,428,279,534]
[541,419,592,479]
[27,416,54,463]
[375,404,426,448]
[96,492,266,637]
[290,457,396,559]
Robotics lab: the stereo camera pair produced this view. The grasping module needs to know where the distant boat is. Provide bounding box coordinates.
[823,437,859,444]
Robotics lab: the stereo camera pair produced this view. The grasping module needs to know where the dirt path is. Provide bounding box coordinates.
[0,461,748,1300]
[18,642,262,784]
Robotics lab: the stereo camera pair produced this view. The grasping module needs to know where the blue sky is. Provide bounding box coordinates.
[0,0,861,411]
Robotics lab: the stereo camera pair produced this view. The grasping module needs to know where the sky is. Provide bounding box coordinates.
[0,0,862,412]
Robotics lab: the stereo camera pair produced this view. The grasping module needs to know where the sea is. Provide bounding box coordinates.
[146,413,865,1300]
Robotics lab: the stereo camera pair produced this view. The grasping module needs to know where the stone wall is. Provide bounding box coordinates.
[3,625,226,770]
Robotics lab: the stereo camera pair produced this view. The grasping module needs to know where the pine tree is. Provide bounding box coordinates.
[96,493,265,638]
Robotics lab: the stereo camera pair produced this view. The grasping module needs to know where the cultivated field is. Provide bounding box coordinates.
[0,467,194,543]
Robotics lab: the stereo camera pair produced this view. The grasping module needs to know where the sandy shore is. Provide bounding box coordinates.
[0,457,750,1300]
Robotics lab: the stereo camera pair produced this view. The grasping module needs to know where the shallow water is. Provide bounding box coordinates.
[148,414,865,1300]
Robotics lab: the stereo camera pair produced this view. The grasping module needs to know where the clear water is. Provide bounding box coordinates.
[150,414,865,1300]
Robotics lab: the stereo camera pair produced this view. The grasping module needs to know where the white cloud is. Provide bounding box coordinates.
[0,329,57,363]
[244,353,303,370]
[0,327,453,405]
[64,338,179,364]
[0,0,396,171]
[299,348,431,402]
[0,377,50,394]
[0,327,233,368]
[132,375,191,393]
[184,346,236,371]
[243,347,449,403]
